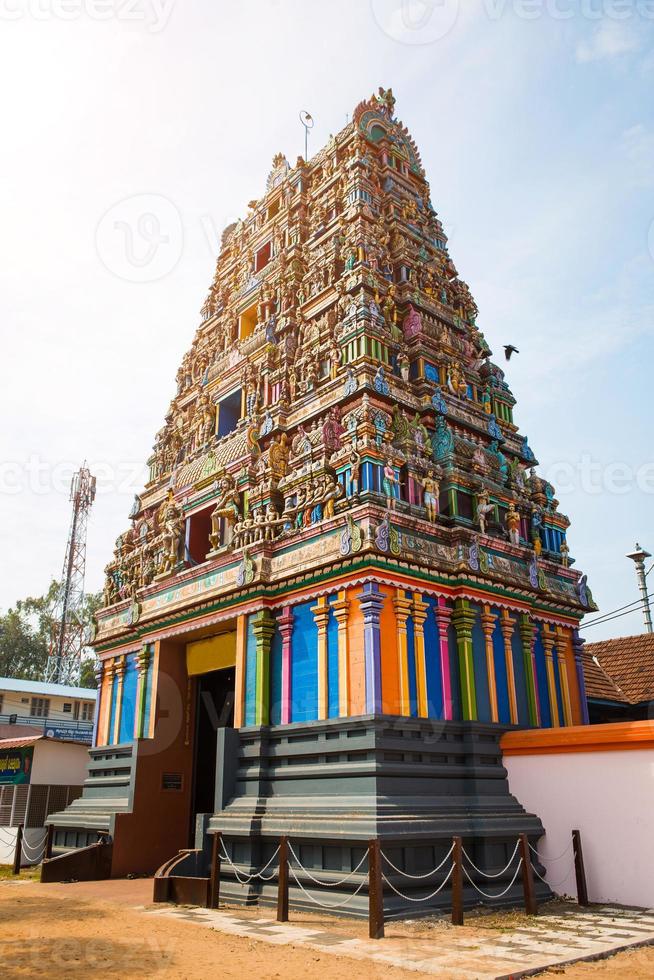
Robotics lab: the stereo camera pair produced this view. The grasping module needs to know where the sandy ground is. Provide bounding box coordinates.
[0,876,652,979]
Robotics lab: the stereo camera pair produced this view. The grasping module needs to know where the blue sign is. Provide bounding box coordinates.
[44,726,93,744]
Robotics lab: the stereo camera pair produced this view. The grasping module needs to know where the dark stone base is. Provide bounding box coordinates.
[201,715,550,918]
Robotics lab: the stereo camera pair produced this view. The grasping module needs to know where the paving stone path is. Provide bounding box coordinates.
[145,903,654,978]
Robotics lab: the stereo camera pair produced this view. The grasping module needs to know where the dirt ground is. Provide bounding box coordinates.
[0,876,652,979]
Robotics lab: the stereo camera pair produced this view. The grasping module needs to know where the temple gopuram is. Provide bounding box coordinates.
[48,88,596,913]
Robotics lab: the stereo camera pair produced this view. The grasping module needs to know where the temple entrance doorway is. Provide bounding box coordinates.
[186,630,236,830]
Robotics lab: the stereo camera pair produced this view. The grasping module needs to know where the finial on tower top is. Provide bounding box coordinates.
[375,86,396,119]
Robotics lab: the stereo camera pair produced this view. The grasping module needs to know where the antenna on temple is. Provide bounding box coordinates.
[299,110,314,162]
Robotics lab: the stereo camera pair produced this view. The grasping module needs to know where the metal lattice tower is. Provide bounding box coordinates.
[45,465,97,685]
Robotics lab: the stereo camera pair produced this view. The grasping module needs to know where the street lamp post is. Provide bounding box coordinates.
[626,544,653,634]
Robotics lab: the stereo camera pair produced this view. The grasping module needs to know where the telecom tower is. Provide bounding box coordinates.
[45,465,96,685]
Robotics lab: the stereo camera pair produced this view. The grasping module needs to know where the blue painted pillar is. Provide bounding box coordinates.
[572,628,590,725]
[359,582,384,714]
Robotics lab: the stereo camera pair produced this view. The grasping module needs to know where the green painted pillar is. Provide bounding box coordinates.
[519,614,539,727]
[452,599,477,721]
[252,610,276,726]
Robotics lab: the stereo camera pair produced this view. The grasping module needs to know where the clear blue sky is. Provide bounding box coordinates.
[0,1,652,640]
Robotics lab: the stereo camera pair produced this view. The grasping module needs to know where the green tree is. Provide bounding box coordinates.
[0,582,102,685]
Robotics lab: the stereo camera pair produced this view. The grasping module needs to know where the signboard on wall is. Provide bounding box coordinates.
[44,726,93,745]
[0,745,33,785]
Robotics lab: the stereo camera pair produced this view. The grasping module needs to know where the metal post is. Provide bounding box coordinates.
[277,836,289,923]
[368,838,384,939]
[572,829,589,907]
[451,836,464,926]
[209,832,222,909]
[13,824,23,876]
[45,823,54,860]
[626,545,653,633]
[519,834,537,916]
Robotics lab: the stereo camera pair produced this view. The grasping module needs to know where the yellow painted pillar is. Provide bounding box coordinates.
[393,589,412,716]
[499,610,519,725]
[112,655,126,745]
[331,591,350,717]
[234,615,247,729]
[312,596,330,720]
[480,605,499,723]
[555,626,573,726]
[541,624,560,728]
[412,593,429,718]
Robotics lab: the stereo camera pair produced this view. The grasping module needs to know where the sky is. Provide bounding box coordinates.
[0,0,653,641]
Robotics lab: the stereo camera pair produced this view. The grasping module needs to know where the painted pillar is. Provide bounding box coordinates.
[112,655,126,745]
[311,596,330,721]
[393,588,412,716]
[234,614,247,729]
[519,614,540,727]
[98,660,114,746]
[92,661,103,747]
[434,599,453,721]
[252,609,276,726]
[452,599,477,721]
[278,606,294,725]
[134,644,151,739]
[555,626,573,726]
[572,628,590,725]
[331,591,350,717]
[480,605,499,723]
[499,610,519,725]
[541,624,560,728]
[412,593,429,718]
[358,582,384,714]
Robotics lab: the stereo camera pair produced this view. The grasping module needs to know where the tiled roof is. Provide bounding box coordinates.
[584,633,654,704]
[0,734,44,749]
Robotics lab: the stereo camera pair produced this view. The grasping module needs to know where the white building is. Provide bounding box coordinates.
[0,733,89,866]
[0,677,97,744]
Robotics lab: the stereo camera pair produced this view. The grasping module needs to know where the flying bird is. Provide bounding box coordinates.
[504,345,520,361]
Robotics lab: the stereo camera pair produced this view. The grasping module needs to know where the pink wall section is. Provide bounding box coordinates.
[503,725,654,908]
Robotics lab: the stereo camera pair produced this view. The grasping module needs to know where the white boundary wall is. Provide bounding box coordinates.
[505,743,654,909]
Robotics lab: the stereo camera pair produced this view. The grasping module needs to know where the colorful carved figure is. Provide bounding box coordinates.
[506,501,521,546]
[422,471,440,522]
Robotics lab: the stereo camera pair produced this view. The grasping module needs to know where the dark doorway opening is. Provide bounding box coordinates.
[191,667,235,824]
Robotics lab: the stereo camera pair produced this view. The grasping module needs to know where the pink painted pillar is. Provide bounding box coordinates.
[408,476,422,506]
[435,598,454,721]
[278,606,294,724]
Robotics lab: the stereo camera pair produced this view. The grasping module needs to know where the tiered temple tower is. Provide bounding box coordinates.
[49,89,595,911]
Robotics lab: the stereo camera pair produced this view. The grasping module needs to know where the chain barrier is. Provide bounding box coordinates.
[461,839,520,880]
[21,834,48,864]
[380,842,455,880]
[530,858,576,890]
[529,839,574,863]
[382,863,455,903]
[288,862,369,911]
[287,842,368,888]
[219,843,281,885]
[0,829,17,848]
[462,857,524,900]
